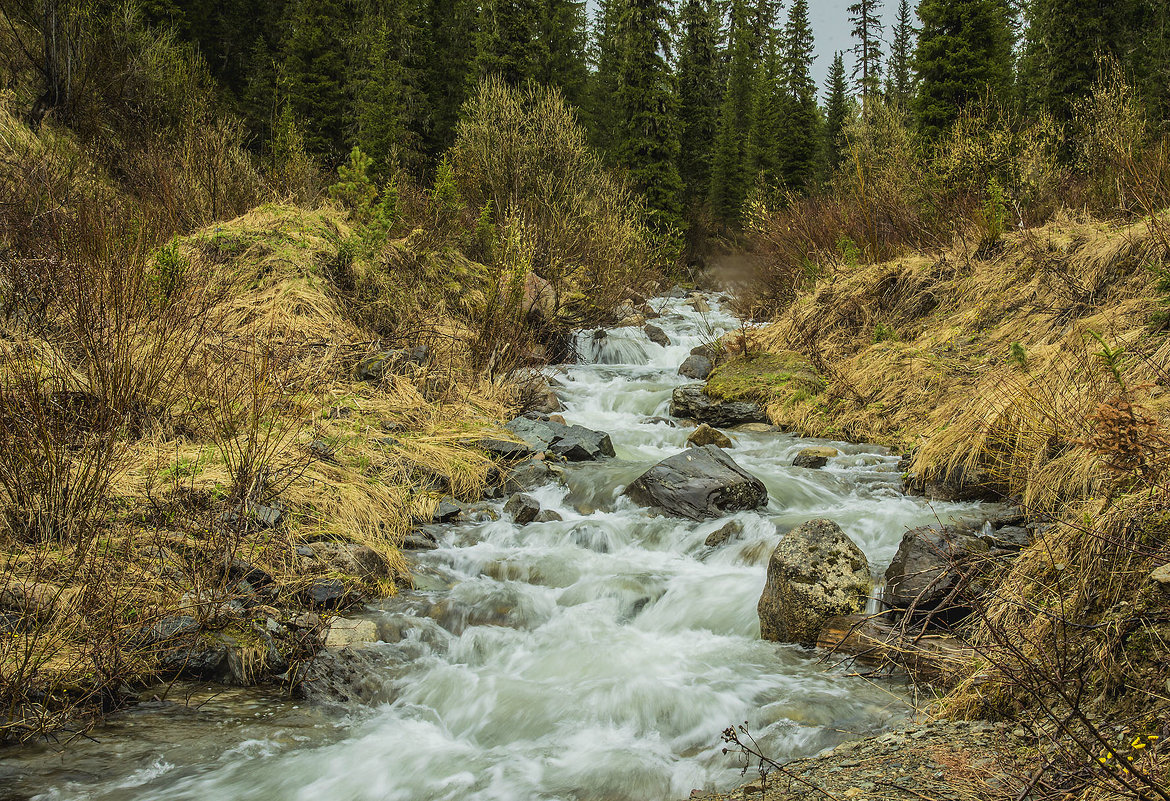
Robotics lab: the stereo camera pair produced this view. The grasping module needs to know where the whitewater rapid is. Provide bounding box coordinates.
[12,295,988,801]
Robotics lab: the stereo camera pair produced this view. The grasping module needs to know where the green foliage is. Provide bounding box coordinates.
[778,0,820,192]
[614,0,685,235]
[913,0,1015,142]
[475,200,497,260]
[474,0,543,85]
[886,0,916,105]
[429,156,463,224]
[1009,341,1028,369]
[838,236,862,266]
[824,52,852,176]
[983,178,1009,242]
[328,147,378,215]
[151,240,189,305]
[449,78,661,318]
[848,0,883,104]
[873,322,898,342]
[675,0,723,203]
[280,0,351,158]
[709,0,757,223]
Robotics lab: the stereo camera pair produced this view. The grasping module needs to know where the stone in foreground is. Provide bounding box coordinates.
[793,446,839,469]
[678,354,713,380]
[669,385,767,428]
[884,524,989,612]
[504,416,615,461]
[758,519,871,645]
[505,493,541,524]
[624,445,768,521]
[686,423,733,449]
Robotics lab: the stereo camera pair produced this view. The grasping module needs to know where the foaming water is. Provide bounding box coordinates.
[9,296,990,801]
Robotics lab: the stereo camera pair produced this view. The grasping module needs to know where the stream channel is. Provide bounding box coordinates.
[4,295,991,801]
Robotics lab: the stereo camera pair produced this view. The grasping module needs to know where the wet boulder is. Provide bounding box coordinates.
[670,385,768,428]
[793,447,839,469]
[686,296,711,313]
[678,354,714,380]
[505,493,542,524]
[324,618,380,648]
[624,445,768,521]
[705,519,743,547]
[476,437,533,459]
[644,324,671,347]
[402,526,440,550]
[686,423,733,449]
[758,519,871,645]
[504,416,614,462]
[884,525,990,612]
[501,457,564,494]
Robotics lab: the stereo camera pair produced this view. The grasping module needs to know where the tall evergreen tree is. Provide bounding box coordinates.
[537,0,590,105]
[848,0,883,106]
[913,0,1014,141]
[586,0,626,156]
[281,0,351,159]
[615,0,684,232]
[675,0,723,203]
[351,18,422,174]
[709,0,757,222]
[474,0,544,86]
[1020,0,1134,123]
[421,0,477,155]
[778,0,819,191]
[746,20,782,191]
[823,51,850,175]
[886,0,916,105]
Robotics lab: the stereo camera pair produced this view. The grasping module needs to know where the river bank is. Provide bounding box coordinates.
[1,292,1008,801]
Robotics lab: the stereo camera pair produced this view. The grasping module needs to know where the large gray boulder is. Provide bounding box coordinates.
[884,524,990,611]
[624,445,768,521]
[505,416,614,461]
[644,324,671,347]
[678,354,714,380]
[670,385,768,427]
[757,519,871,645]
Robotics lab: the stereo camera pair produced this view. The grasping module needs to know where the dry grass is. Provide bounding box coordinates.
[749,213,1169,510]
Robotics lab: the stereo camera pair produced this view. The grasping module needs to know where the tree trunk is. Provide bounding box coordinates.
[817,614,976,686]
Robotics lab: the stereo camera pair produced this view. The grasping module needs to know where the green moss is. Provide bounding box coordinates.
[705,353,825,404]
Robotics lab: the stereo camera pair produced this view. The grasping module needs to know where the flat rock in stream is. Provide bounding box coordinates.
[644,324,671,347]
[669,385,767,427]
[504,416,614,461]
[623,445,768,521]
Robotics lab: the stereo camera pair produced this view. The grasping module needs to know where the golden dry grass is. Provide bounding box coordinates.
[751,213,1170,512]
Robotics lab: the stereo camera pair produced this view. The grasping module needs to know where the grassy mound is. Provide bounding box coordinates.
[726,212,1170,795]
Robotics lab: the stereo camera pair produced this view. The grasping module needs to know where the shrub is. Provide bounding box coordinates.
[449,77,662,325]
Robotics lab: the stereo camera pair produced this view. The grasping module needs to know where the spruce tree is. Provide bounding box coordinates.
[746,23,782,191]
[709,0,757,223]
[474,0,544,86]
[351,21,418,174]
[913,0,1014,141]
[848,0,883,107]
[615,0,684,233]
[823,51,850,175]
[1020,0,1134,123]
[778,0,819,192]
[886,0,915,106]
[281,0,352,159]
[586,0,626,157]
[675,0,723,203]
[421,0,477,155]
[538,0,589,105]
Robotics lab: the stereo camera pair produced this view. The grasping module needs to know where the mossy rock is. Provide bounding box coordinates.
[705,352,825,405]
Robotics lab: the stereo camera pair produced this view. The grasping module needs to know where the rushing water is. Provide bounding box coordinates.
[5,296,991,801]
